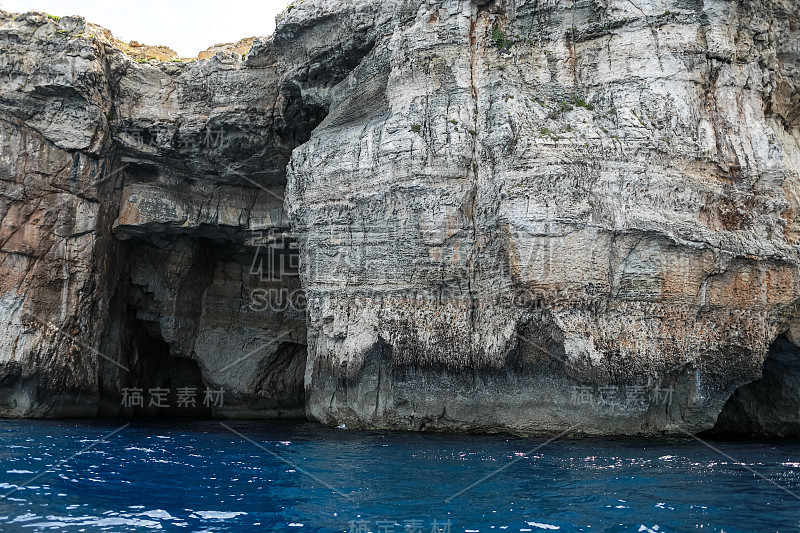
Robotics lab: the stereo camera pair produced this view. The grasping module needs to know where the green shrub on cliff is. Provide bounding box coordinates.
[491,25,513,49]
[572,96,594,111]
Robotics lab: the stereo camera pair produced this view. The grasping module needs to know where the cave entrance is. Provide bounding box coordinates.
[706,334,800,438]
[249,341,307,417]
[121,318,212,418]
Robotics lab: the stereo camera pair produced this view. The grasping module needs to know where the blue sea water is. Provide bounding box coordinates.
[0,420,797,532]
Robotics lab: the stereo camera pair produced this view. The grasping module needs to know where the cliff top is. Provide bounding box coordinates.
[0,10,258,63]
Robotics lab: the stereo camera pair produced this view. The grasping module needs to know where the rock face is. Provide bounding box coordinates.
[1,1,799,436]
[0,10,308,419]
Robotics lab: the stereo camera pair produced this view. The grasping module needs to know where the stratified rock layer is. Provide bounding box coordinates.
[1,1,799,436]
[0,11,309,418]
[285,0,800,435]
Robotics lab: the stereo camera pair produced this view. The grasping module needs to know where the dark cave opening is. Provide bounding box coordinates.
[118,317,212,419]
[249,341,307,414]
[706,334,800,438]
[96,230,310,420]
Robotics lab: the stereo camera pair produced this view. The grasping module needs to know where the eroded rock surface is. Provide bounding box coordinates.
[287,0,800,435]
[0,10,308,418]
[1,1,799,435]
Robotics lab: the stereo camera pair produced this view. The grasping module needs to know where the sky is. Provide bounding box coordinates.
[0,0,292,57]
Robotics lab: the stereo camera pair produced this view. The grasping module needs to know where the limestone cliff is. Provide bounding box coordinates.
[1,0,799,436]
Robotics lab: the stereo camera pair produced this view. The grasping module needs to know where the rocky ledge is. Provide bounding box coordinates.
[0,0,799,437]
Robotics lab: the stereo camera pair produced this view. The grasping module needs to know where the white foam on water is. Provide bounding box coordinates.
[527,522,560,530]
[192,511,246,520]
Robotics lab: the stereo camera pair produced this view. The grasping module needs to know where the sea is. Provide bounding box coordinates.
[0,420,798,532]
